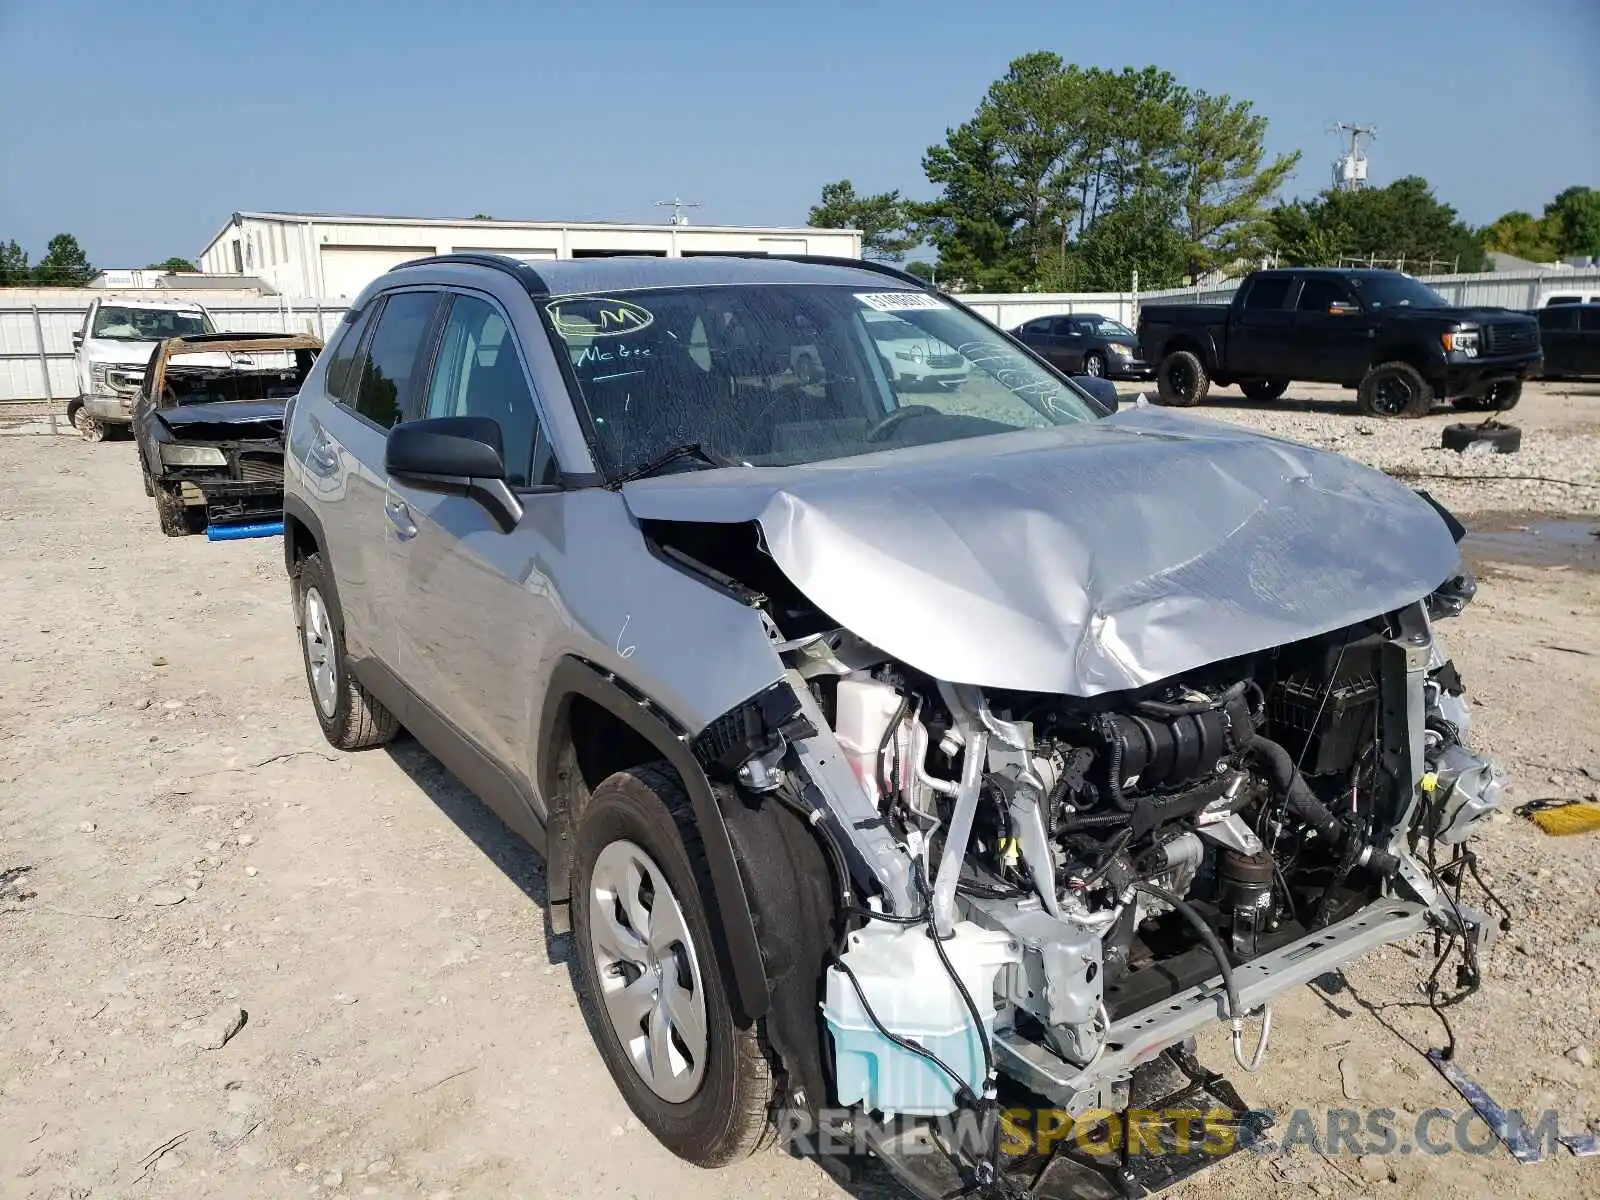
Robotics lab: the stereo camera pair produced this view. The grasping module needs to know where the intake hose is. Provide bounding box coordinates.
[1096,714,1136,811]
[1248,734,1343,844]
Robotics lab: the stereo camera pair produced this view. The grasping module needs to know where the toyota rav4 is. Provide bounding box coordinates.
[282,253,1506,1198]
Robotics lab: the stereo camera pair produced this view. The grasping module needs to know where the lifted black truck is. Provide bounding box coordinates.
[133,332,321,536]
[1138,268,1543,417]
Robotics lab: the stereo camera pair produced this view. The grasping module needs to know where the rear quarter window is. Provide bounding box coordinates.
[323,306,376,403]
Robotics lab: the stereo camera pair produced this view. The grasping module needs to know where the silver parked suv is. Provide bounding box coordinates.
[283,254,1506,1196]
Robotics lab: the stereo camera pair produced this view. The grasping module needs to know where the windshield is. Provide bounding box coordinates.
[1347,274,1447,310]
[1081,316,1134,338]
[544,284,1099,476]
[91,306,212,342]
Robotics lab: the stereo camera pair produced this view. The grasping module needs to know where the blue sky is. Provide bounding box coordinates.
[2,0,1596,267]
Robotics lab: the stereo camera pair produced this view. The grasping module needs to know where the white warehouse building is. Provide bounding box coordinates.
[197,211,862,300]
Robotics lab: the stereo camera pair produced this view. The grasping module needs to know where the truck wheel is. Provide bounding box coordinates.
[1156,350,1210,407]
[1357,362,1433,418]
[72,406,106,443]
[294,553,400,750]
[572,764,776,1168]
[1241,379,1289,402]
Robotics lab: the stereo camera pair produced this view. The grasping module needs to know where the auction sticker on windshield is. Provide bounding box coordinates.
[854,292,948,312]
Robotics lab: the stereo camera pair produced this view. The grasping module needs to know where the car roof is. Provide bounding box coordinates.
[93,294,207,311]
[388,252,922,299]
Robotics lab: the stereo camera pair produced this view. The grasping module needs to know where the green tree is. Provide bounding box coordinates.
[1542,186,1600,258]
[904,259,937,283]
[146,256,198,272]
[0,239,29,286]
[1171,89,1299,279]
[916,55,1293,289]
[33,233,95,286]
[807,179,920,261]
[1074,193,1187,290]
[1266,178,1487,273]
[1480,211,1558,262]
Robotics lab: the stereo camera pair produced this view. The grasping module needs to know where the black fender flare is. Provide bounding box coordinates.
[281,493,345,619]
[537,656,772,1021]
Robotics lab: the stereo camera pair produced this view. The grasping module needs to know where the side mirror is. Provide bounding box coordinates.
[385,416,523,533]
[72,331,83,348]
[1073,374,1120,412]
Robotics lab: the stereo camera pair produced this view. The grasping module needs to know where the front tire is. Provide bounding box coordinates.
[572,764,774,1168]
[1357,361,1433,418]
[154,483,202,537]
[293,553,399,750]
[72,405,106,442]
[1081,351,1106,378]
[1241,378,1290,402]
[1155,350,1210,407]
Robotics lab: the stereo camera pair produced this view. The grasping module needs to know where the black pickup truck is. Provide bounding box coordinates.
[1137,268,1543,417]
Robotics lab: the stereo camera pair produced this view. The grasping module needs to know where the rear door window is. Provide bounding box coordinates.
[347,291,441,429]
[1580,308,1600,333]
[1243,276,1293,310]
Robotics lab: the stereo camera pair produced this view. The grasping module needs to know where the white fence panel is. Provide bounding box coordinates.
[0,291,349,403]
[957,292,1139,329]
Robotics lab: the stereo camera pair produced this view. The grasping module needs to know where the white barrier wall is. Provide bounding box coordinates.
[5,266,1599,402]
[0,290,349,404]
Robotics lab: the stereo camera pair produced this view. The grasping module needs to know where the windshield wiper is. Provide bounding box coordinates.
[607,441,737,488]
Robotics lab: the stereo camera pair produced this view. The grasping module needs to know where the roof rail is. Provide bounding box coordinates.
[388,253,550,297]
[687,251,934,291]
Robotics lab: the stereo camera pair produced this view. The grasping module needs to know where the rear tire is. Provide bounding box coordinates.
[1241,378,1289,402]
[1357,361,1433,418]
[293,553,399,750]
[1155,350,1210,407]
[572,764,775,1168]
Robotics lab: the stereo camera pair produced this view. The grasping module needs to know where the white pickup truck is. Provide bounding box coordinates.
[69,296,216,440]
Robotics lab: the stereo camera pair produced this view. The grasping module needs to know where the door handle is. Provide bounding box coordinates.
[307,428,339,472]
[385,496,418,540]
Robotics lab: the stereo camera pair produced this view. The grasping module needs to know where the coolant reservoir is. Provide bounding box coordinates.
[823,921,1018,1118]
[833,677,904,804]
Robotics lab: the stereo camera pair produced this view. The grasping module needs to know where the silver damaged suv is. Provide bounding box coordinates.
[283,254,1507,1197]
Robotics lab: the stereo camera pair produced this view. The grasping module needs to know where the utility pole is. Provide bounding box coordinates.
[1329,122,1376,191]
[654,198,702,227]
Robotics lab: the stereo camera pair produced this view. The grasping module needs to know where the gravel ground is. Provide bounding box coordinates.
[1127,378,1600,517]
[1,393,1597,1200]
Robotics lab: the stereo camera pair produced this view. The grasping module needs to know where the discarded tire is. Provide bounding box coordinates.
[1442,421,1521,455]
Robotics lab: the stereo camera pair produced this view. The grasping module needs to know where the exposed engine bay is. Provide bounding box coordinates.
[658,505,1508,1197]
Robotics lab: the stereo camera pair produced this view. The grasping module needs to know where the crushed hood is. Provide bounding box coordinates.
[157,400,284,441]
[622,407,1461,696]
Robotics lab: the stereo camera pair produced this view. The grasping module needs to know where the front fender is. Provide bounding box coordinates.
[537,656,772,1020]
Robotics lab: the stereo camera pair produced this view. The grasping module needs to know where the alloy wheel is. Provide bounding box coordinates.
[73,409,105,442]
[1373,376,1411,416]
[1083,353,1104,377]
[301,585,338,718]
[588,839,709,1103]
